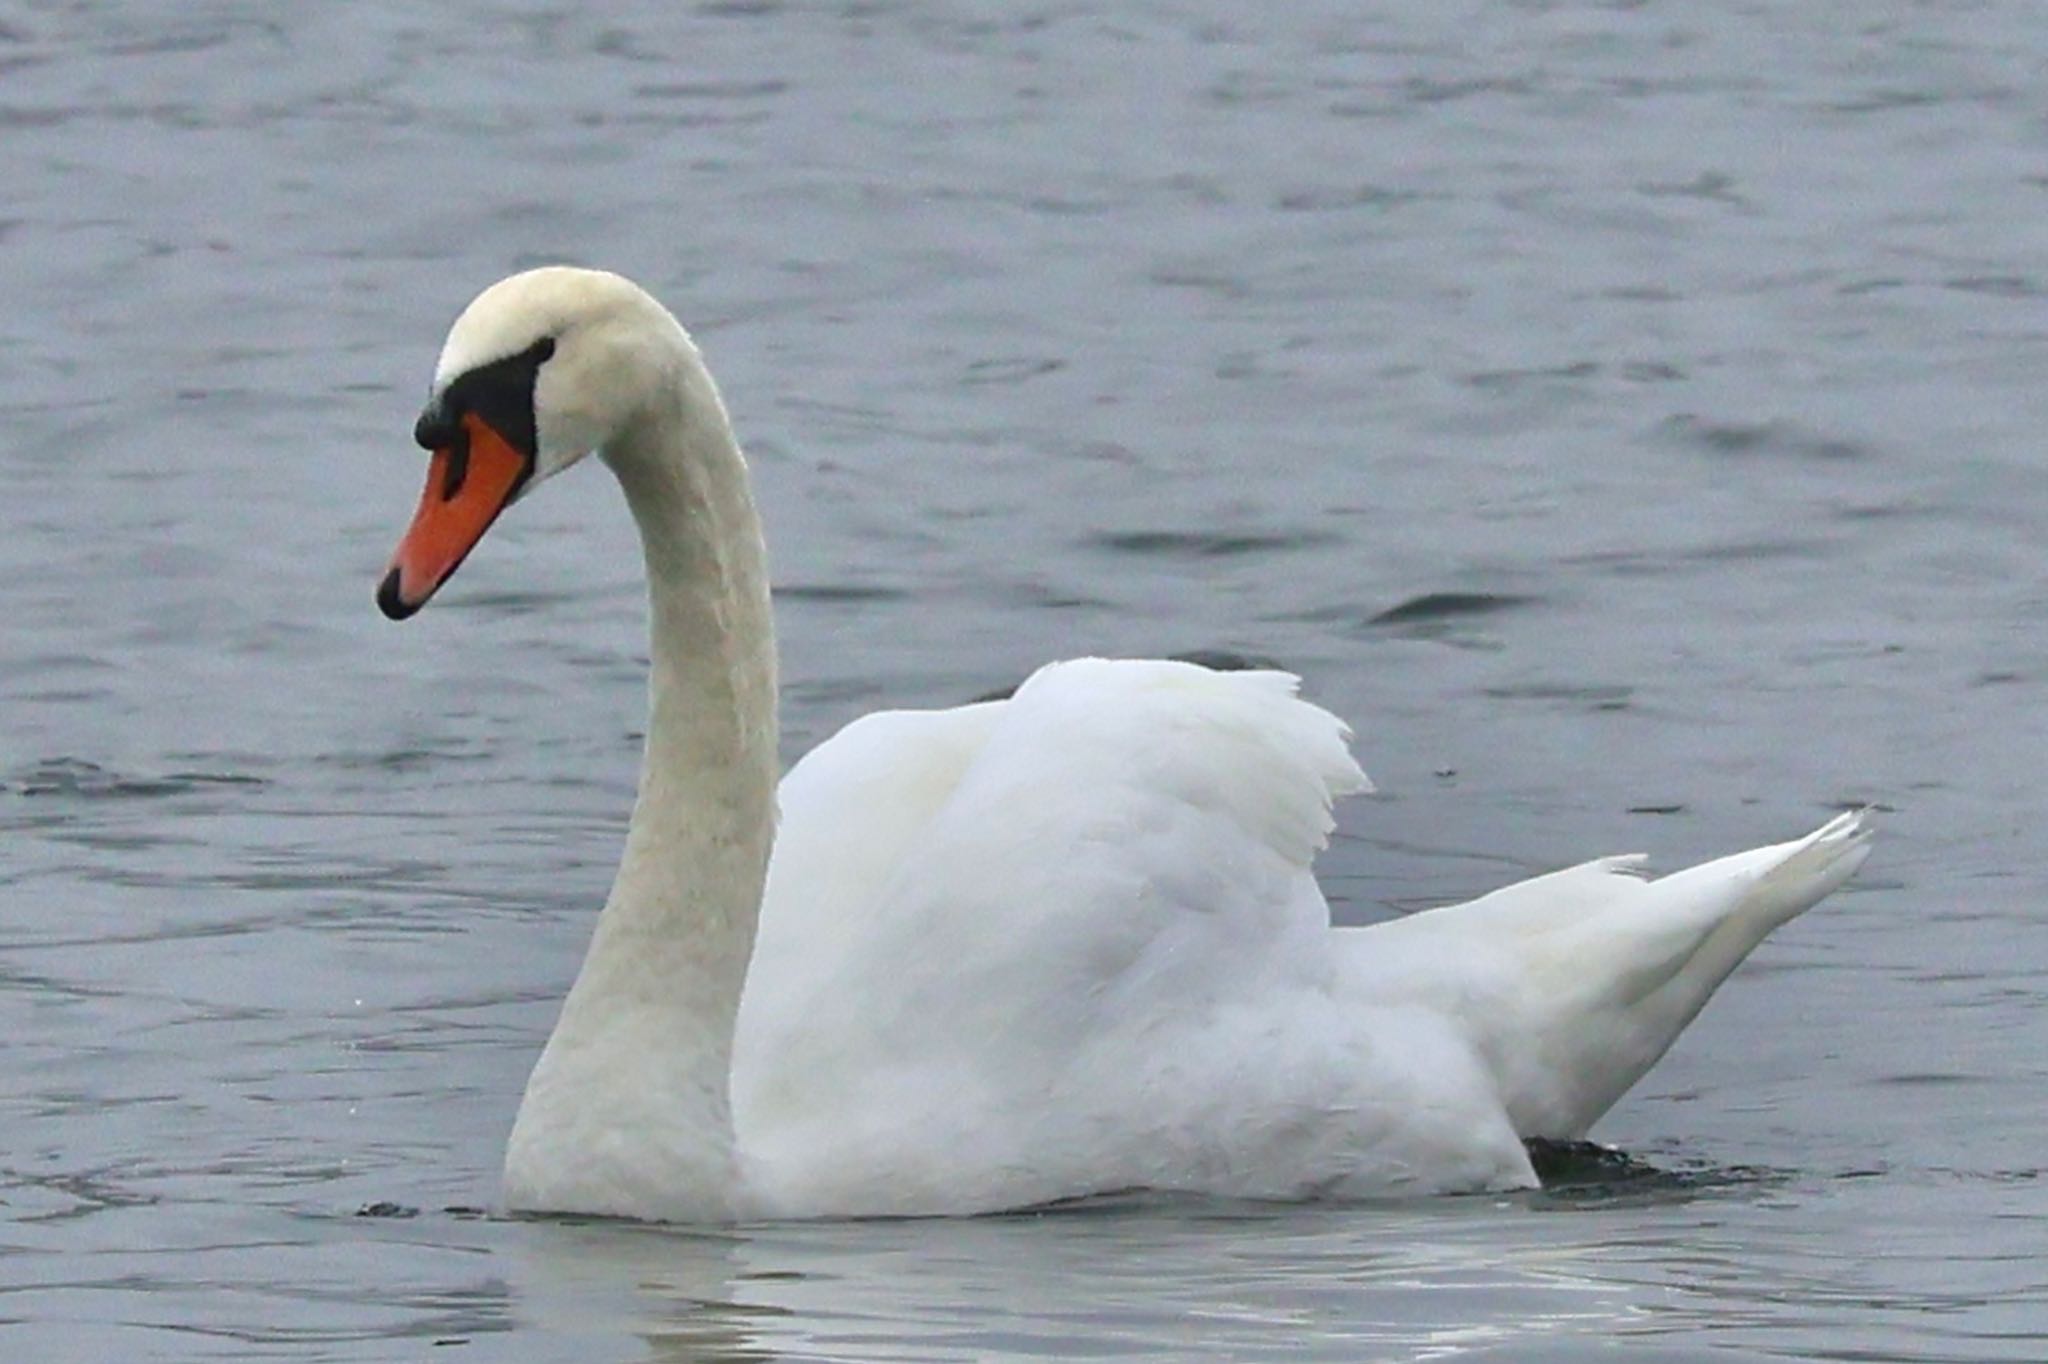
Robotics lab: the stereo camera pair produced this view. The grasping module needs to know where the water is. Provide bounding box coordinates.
[4,0,2045,1357]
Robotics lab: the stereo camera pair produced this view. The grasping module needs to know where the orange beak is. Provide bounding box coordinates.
[377,412,532,620]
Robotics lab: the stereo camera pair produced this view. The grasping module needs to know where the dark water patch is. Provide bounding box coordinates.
[1824,88,1949,114]
[932,187,1117,217]
[774,582,912,604]
[1,1166,160,1223]
[1021,193,1114,216]
[1053,438,1143,466]
[1367,592,1538,627]
[1832,497,1948,523]
[0,967,123,1002]
[15,688,113,705]
[632,79,790,100]
[1483,681,1633,711]
[1944,274,2047,299]
[1523,1139,1778,1210]
[1683,537,1828,565]
[1939,1167,2045,1187]
[1168,648,1286,674]
[317,746,494,773]
[1280,592,1535,648]
[50,828,202,854]
[1603,283,1682,303]
[1838,275,1908,296]
[1877,1071,1986,1087]
[960,356,1063,386]
[1088,529,1339,559]
[13,651,115,674]
[1145,266,1257,301]
[354,1202,494,1220]
[1274,183,1421,213]
[3,759,267,800]
[1658,414,1870,462]
[1464,361,1600,392]
[684,0,786,18]
[1558,549,1674,579]
[994,579,1115,612]
[1404,75,1539,105]
[1524,1138,1653,1186]
[1636,170,1752,210]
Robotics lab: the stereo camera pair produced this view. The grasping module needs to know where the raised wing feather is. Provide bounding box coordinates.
[736,697,1005,1062]
[807,658,1362,1032]
[734,658,1387,1211]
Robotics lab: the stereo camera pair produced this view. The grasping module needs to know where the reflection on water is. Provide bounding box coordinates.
[3,0,2046,1358]
[494,1173,2048,1363]
[504,1204,1660,1363]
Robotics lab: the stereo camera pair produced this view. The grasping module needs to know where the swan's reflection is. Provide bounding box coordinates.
[502,1196,1691,1362]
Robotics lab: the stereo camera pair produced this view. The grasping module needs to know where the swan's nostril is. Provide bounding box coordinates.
[438,438,470,501]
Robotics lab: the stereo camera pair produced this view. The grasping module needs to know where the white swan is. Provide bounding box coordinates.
[376,267,1872,1222]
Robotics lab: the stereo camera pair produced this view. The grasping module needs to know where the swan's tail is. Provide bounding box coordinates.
[1697,808,1874,942]
[1516,808,1872,1138]
[1362,810,1874,1140]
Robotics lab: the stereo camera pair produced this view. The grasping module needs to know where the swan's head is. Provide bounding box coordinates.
[377,266,681,620]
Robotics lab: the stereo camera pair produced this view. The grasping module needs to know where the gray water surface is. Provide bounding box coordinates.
[4,1,2046,1359]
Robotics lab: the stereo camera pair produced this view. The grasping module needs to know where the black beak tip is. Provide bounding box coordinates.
[376,566,420,621]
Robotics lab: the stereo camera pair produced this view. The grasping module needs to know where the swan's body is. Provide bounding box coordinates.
[377,267,1871,1222]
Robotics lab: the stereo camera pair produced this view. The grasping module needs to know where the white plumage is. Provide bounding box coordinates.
[383,267,1872,1222]
[738,662,1867,1214]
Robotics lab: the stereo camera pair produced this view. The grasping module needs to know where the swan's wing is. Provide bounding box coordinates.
[737,658,1467,1212]
[846,656,1368,1033]
[736,697,1007,1073]
[743,658,1365,1048]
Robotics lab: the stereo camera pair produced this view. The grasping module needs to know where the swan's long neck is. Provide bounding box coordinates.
[504,337,777,1222]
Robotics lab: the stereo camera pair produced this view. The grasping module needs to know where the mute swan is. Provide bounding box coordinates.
[375,266,1871,1222]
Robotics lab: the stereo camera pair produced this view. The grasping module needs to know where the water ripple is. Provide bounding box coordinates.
[1088,529,1341,559]
[3,760,267,801]
[1365,592,1539,627]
